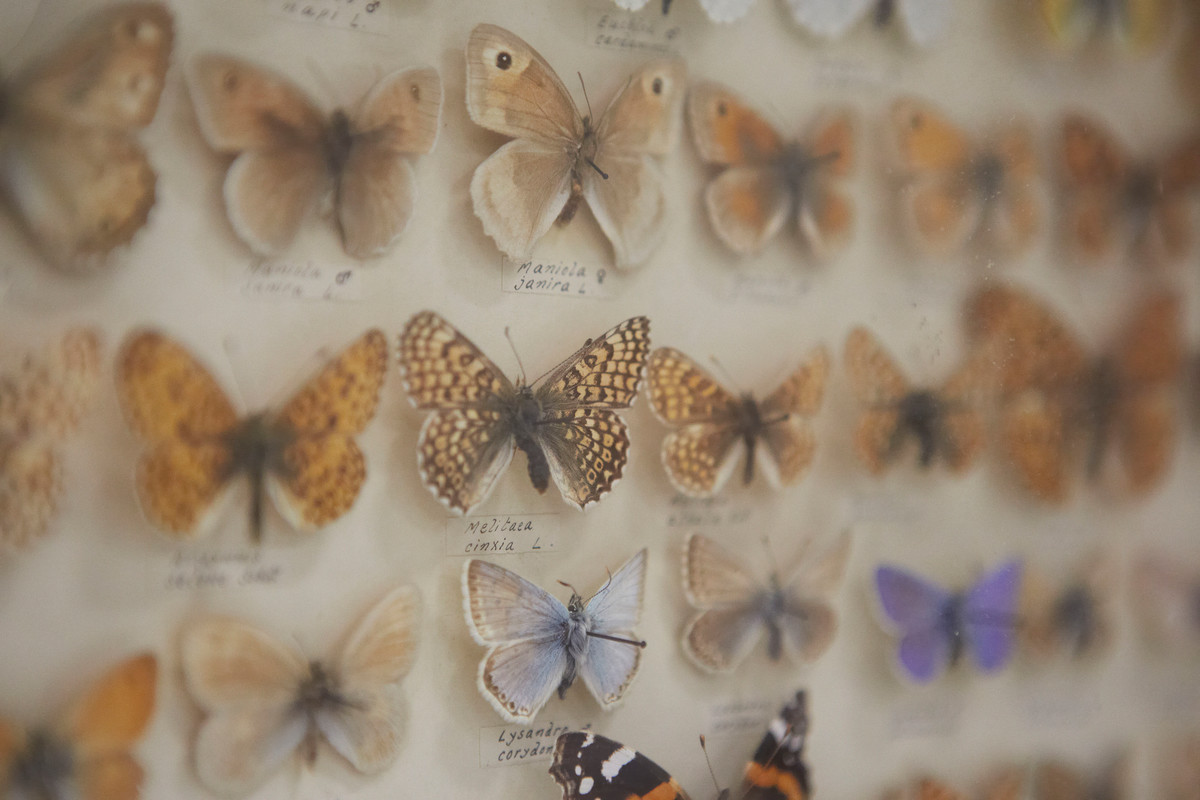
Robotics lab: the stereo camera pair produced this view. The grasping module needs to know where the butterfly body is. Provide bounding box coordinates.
[9,730,74,798]
[1021,556,1112,661]
[556,593,594,699]
[755,576,789,660]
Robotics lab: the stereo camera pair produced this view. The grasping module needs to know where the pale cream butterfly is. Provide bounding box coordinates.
[466,24,686,268]
[181,585,421,796]
[610,0,758,22]
[786,0,952,47]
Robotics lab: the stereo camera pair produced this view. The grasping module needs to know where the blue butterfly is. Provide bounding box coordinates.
[462,550,647,723]
[873,560,1023,684]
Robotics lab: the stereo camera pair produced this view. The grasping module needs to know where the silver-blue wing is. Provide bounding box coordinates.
[579,548,647,708]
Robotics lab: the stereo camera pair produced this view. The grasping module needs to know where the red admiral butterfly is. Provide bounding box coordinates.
[549,691,810,800]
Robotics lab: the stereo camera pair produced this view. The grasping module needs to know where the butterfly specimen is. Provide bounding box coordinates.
[116,328,388,541]
[550,690,811,800]
[1158,735,1200,800]
[843,326,987,475]
[966,285,1182,502]
[647,345,828,497]
[687,82,856,258]
[885,776,967,800]
[1058,113,1200,268]
[1040,0,1170,52]
[463,550,647,724]
[681,531,850,673]
[182,585,420,796]
[466,24,686,267]
[188,54,442,258]
[0,3,173,273]
[873,560,1023,684]
[397,311,650,515]
[988,758,1129,800]
[1020,555,1114,662]
[0,652,157,800]
[0,328,102,552]
[886,98,1042,259]
[1132,556,1200,649]
[787,0,952,46]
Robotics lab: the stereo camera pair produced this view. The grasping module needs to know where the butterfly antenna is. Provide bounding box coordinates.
[577,72,610,181]
[698,736,731,800]
[504,326,528,384]
[589,630,647,647]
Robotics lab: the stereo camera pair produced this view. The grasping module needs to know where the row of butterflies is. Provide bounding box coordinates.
[4,533,1200,799]
[3,5,1197,275]
[0,280,1189,553]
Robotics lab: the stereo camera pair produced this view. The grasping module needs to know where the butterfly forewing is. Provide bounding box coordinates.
[536,316,651,410]
[550,733,690,800]
[397,312,512,409]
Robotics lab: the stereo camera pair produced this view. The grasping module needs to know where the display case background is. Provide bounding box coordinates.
[0,0,1197,797]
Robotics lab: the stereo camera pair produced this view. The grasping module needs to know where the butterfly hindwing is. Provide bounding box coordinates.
[550,732,689,800]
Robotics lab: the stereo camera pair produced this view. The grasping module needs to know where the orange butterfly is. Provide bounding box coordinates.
[1020,554,1115,662]
[885,776,967,800]
[1058,113,1200,268]
[966,284,1182,502]
[0,653,157,800]
[688,81,856,258]
[887,97,1041,260]
[843,326,988,475]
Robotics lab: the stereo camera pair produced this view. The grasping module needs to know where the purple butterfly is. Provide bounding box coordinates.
[873,560,1023,684]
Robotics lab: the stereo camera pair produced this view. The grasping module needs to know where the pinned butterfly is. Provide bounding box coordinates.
[1,328,102,552]
[647,344,828,497]
[397,311,650,514]
[181,585,420,795]
[787,0,953,47]
[687,81,857,259]
[681,532,850,673]
[0,2,173,273]
[463,551,647,723]
[116,328,388,541]
[465,24,685,267]
[188,54,442,258]
[1020,554,1115,662]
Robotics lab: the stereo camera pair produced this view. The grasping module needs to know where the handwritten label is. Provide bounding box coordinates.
[585,6,683,54]
[725,272,812,304]
[707,698,775,736]
[811,56,893,91]
[888,693,964,738]
[479,721,581,767]
[445,514,560,556]
[164,548,282,591]
[501,258,612,298]
[666,495,753,528]
[1020,683,1100,728]
[272,0,387,33]
[240,261,362,302]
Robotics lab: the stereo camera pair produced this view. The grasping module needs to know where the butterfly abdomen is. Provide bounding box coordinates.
[896,391,944,467]
[1054,585,1098,656]
[11,730,73,798]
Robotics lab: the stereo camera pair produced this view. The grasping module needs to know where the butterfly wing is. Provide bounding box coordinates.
[265,329,387,531]
[1132,557,1200,648]
[1,3,172,273]
[784,0,877,37]
[397,311,517,515]
[116,330,242,538]
[585,60,686,267]
[188,54,331,255]
[579,548,647,708]
[182,617,310,795]
[981,121,1041,258]
[681,534,767,671]
[550,732,690,800]
[963,559,1022,673]
[466,24,582,260]
[936,351,988,473]
[844,327,910,474]
[743,691,810,800]
[462,559,570,723]
[1058,114,1128,266]
[318,585,421,774]
[646,347,744,497]
[874,565,955,684]
[798,110,856,259]
[697,0,759,22]
[532,317,651,510]
[776,532,850,664]
[758,345,829,487]
[338,67,443,258]
[898,0,952,46]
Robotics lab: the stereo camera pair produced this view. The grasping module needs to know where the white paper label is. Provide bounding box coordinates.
[271,0,388,33]
[445,514,562,556]
[501,257,614,299]
[240,261,362,302]
[707,697,775,736]
[585,4,683,54]
[164,548,283,591]
[479,721,582,767]
[811,56,893,91]
[888,693,963,738]
[725,272,813,304]
[666,495,753,528]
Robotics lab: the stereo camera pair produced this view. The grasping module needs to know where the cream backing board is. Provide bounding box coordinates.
[0,0,1198,798]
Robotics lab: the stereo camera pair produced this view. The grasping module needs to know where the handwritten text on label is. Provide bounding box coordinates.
[585,5,683,54]
[446,514,559,556]
[502,258,612,298]
[726,272,812,304]
[707,697,775,736]
[667,495,752,528]
[165,548,282,591]
[272,0,387,33]
[479,721,582,767]
[241,261,362,302]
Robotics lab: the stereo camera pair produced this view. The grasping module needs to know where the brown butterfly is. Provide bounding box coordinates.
[116,329,388,541]
[1132,555,1200,650]
[188,54,442,258]
[687,80,856,258]
[966,284,1182,502]
[885,776,967,800]
[1021,554,1115,662]
[646,345,828,497]
[0,3,173,273]
[843,326,987,475]
[1058,113,1200,268]
[887,97,1041,259]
